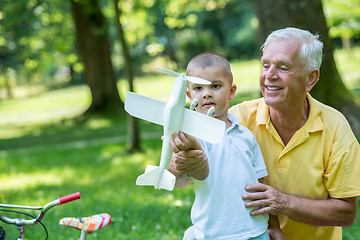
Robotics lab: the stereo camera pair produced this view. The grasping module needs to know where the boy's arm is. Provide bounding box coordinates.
[168,132,209,188]
[258,178,286,239]
[268,215,286,240]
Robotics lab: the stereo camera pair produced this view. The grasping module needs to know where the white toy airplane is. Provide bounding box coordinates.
[125,67,226,191]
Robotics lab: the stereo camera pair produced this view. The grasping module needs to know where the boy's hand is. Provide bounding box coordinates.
[170,149,207,175]
[168,131,209,183]
[268,228,286,240]
[170,132,200,153]
[268,215,286,240]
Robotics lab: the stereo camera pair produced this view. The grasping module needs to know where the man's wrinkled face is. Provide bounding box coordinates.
[260,39,309,111]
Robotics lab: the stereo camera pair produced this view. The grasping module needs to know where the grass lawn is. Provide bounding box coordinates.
[0,48,359,239]
[1,136,195,239]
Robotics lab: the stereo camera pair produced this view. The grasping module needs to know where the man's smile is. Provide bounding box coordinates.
[265,86,283,91]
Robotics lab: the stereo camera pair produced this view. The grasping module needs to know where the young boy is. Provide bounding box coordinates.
[169,53,284,240]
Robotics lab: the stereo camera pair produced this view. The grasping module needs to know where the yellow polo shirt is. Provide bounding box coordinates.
[229,93,360,240]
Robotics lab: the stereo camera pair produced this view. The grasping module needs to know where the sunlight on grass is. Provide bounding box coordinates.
[0,85,90,128]
[111,153,145,167]
[334,47,360,89]
[0,171,63,191]
[1,128,28,139]
[86,118,114,129]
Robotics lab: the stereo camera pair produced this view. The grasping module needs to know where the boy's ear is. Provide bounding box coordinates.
[229,84,237,100]
[186,90,191,99]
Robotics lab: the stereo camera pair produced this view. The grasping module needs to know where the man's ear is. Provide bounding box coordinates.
[306,69,319,92]
[229,84,237,100]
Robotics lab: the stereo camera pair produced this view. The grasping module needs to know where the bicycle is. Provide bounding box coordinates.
[0,192,111,240]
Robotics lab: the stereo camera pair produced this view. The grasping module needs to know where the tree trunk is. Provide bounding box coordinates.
[341,37,353,59]
[70,0,124,116]
[113,0,142,152]
[1,67,13,99]
[4,75,12,99]
[254,0,360,137]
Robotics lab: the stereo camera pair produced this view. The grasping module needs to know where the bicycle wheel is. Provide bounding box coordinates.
[0,226,5,240]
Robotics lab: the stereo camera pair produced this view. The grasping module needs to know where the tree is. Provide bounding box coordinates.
[0,0,79,96]
[158,0,258,67]
[113,0,141,152]
[254,0,360,137]
[70,0,124,115]
[323,0,360,52]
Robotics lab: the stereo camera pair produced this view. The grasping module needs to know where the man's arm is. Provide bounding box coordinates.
[243,183,357,227]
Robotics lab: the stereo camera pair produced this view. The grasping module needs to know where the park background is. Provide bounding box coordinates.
[0,0,359,239]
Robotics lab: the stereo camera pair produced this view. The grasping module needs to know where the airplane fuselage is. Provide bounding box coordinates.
[125,68,224,191]
[159,76,187,169]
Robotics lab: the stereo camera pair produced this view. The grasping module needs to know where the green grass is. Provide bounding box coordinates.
[0,139,194,239]
[334,47,360,89]
[0,48,359,239]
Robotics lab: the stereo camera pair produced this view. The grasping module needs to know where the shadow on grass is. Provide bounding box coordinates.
[0,114,163,151]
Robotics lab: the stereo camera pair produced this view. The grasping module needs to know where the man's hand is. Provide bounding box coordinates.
[242,183,288,216]
[242,183,358,227]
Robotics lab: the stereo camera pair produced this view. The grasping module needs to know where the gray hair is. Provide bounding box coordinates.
[261,27,323,72]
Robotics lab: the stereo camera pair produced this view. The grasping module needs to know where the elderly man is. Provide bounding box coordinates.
[169,27,360,239]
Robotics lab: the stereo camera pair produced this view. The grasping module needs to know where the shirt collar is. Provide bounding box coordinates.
[256,98,269,126]
[227,113,244,132]
[255,93,323,133]
[305,93,324,133]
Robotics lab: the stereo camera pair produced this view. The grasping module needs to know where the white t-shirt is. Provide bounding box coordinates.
[191,113,269,239]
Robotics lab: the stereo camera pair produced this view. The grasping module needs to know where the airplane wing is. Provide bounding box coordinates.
[125,92,165,126]
[180,109,225,144]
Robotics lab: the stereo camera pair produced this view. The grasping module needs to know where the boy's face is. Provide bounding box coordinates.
[187,66,236,123]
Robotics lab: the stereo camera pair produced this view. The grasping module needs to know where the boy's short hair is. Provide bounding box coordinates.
[186,52,233,83]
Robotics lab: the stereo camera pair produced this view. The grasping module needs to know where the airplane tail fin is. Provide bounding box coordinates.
[136,165,176,191]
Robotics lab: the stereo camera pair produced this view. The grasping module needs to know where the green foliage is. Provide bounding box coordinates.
[1,0,359,94]
[323,0,360,39]
[0,0,80,89]
[157,0,259,68]
[0,0,260,84]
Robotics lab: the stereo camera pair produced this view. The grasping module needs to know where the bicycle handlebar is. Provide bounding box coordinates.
[59,192,81,205]
[0,192,81,226]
